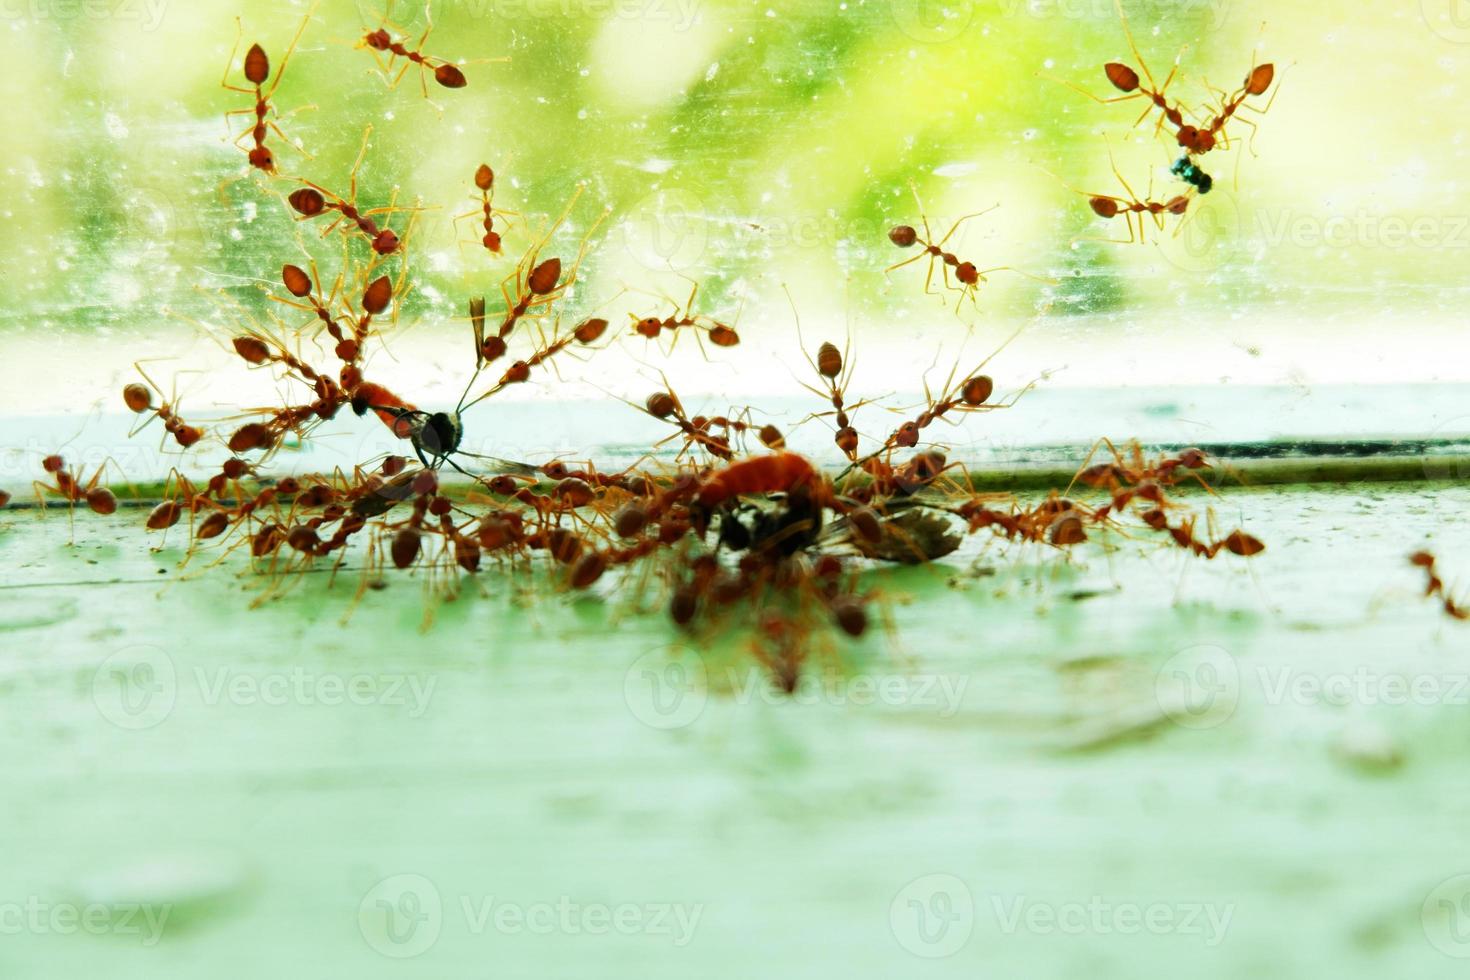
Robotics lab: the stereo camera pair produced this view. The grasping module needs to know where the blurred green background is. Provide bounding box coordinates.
[3,0,1468,416]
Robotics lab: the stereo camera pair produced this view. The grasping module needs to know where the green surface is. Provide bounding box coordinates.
[4,481,1470,977]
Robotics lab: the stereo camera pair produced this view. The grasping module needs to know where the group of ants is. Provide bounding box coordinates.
[7,2,1460,682]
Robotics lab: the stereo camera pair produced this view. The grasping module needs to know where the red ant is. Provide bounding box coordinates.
[1060,1,1277,158]
[1049,147,1193,246]
[886,184,1048,308]
[1411,551,1470,620]
[1054,0,1194,144]
[789,293,870,461]
[638,379,736,461]
[459,313,607,418]
[480,187,608,349]
[357,2,506,99]
[34,454,118,540]
[1142,509,1264,559]
[629,277,741,354]
[221,4,316,175]
[454,163,520,256]
[1072,440,1213,499]
[1194,58,1279,157]
[271,261,351,359]
[124,365,205,449]
[286,126,420,255]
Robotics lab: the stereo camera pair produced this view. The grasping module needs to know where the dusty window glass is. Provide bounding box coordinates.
[2,0,1465,479]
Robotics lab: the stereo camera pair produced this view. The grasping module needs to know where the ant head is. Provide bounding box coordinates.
[1177,447,1210,470]
[1177,126,1214,154]
[1104,62,1140,93]
[1089,197,1121,219]
[243,43,270,85]
[248,146,275,173]
[1246,63,1275,96]
[483,231,502,253]
[371,229,401,256]
[474,164,495,191]
[481,336,508,361]
[1164,195,1191,216]
[363,28,391,50]
[635,317,663,339]
[955,261,978,285]
[888,225,918,248]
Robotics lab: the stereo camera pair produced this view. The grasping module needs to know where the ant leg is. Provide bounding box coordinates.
[936,205,1000,248]
[1047,74,1146,107]
[263,1,318,101]
[1105,141,1140,205]
[347,125,373,204]
[390,58,414,90]
[976,265,1056,284]
[1114,0,1159,92]
[1074,216,1140,247]
[882,250,929,281]
[220,18,252,93]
